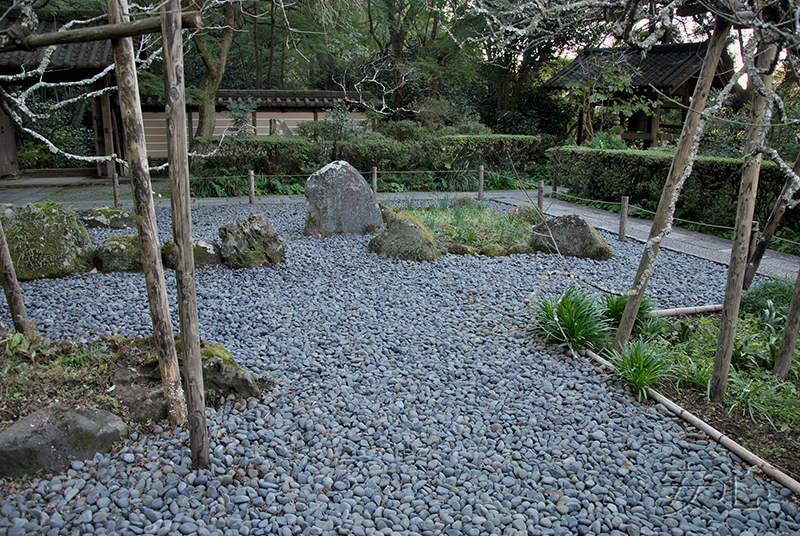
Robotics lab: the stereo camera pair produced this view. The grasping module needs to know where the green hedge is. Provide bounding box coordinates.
[547,147,795,231]
[189,134,547,193]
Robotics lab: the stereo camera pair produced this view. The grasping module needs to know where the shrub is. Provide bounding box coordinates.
[607,337,667,401]
[601,293,654,328]
[533,287,611,351]
[741,278,795,318]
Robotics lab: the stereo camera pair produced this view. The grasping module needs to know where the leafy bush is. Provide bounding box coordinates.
[741,278,795,319]
[582,132,627,150]
[533,287,611,351]
[607,337,667,401]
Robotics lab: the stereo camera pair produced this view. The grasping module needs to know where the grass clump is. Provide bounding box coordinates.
[600,293,653,328]
[607,337,667,401]
[741,278,794,319]
[533,287,610,351]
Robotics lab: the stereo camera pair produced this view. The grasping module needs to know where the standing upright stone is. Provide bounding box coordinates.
[303,161,385,236]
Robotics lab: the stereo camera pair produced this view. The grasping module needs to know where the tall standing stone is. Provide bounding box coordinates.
[303,161,385,236]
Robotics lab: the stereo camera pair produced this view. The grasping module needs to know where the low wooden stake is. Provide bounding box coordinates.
[619,196,628,242]
[538,180,544,213]
[112,172,120,208]
[478,165,484,201]
[372,167,377,196]
[248,170,255,206]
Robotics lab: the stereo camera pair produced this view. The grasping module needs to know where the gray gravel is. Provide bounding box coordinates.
[0,200,796,536]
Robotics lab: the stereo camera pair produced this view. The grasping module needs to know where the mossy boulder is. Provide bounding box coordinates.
[368,212,442,261]
[479,243,507,257]
[94,235,143,273]
[506,243,533,255]
[530,215,613,260]
[447,243,478,255]
[0,203,93,281]
[79,206,136,229]
[509,203,545,226]
[377,201,397,223]
[448,193,479,209]
[162,237,221,270]
[219,214,285,269]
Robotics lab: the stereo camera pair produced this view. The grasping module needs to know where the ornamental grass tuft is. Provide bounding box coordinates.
[607,337,667,401]
[534,287,610,351]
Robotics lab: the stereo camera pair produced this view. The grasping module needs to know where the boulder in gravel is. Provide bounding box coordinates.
[0,203,93,280]
[162,237,222,270]
[368,212,441,261]
[509,203,545,225]
[79,206,136,229]
[94,235,143,273]
[113,367,167,423]
[0,407,128,478]
[448,193,479,209]
[479,243,507,257]
[530,214,613,260]
[447,243,478,255]
[303,161,384,236]
[219,214,285,269]
[377,201,397,223]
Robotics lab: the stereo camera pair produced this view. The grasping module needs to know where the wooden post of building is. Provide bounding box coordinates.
[0,221,28,334]
[619,196,629,242]
[248,170,255,205]
[107,0,187,426]
[478,165,484,201]
[538,180,544,213]
[112,172,121,208]
[372,167,377,196]
[162,0,209,467]
[710,42,777,403]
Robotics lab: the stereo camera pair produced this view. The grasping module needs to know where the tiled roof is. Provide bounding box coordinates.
[141,90,376,109]
[0,14,114,71]
[544,42,713,93]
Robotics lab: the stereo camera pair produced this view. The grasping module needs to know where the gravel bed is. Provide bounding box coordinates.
[0,201,796,536]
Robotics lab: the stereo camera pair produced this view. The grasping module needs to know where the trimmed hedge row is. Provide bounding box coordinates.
[190,134,546,181]
[547,147,796,232]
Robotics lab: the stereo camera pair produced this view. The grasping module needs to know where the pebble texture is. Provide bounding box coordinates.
[0,201,795,536]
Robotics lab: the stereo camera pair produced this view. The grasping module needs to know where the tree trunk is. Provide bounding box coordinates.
[614,15,733,349]
[774,265,800,379]
[266,1,275,89]
[162,0,209,468]
[107,0,187,427]
[191,1,238,140]
[253,2,261,90]
[710,42,778,402]
[0,220,28,334]
[743,152,800,289]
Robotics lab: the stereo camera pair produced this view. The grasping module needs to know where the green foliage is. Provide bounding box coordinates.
[741,278,795,319]
[607,337,667,401]
[601,293,653,328]
[547,147,797,236]
[582,131,627,150]
[224,98,257,136]
[533,287,611,351]
[406,202,531,249]
[727,372,800,429]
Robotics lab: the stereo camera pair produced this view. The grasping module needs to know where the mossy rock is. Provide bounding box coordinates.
[219,214,285,269]
[0,203,93,280]
[368,212,441,261]
[447,243,479,255]
[448,193,479,209]
[530,215,613,260]
[377,202,397,223]
[509,203,545,226]
[479,243,507,257]
[95,235,143,273]
[162,237,221,270]
[79,207,136,229]
[506,243,533,255]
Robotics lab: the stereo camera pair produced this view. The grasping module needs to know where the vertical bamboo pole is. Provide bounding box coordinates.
[478,165,484,200]
[112,172,120,208]
[614,16,733,350]
[619,196,628,242]
[248,170,255,205]
[710,42,777,402]
[162,0,209,467]
[372,166,377,195]
[107,0,187,426]
[0,221,28,334]
[538,180,544,213]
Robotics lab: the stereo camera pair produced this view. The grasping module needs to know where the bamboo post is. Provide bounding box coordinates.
[0,221,28,334]
[478,165,484,200]
[743,152,800,289]
[537,180,544,213]
[619,196,628,242]
[162,0,209,467]
[774,265,800,379]
[372,166,377,196]
[112,172,120,208]
[108,0,187,427]
[614,16,733,350]
[710,42,777,403]
[248,170,255,205]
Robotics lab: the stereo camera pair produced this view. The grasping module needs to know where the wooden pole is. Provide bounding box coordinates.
[478,165,484,201]
[710,42,777,402]
[0,11,203,54]
[0,221,28,334]
[248,170,255,205]
[774,264,800,379]
[614,16,733,350]
[537,180,544,213]
[108,0,187,426]
[619,196,628,242]
[747,221,759,259]
[162,0,209,467]
[112,172,121,208]
[743,152,800,289]
[372,166,377,196]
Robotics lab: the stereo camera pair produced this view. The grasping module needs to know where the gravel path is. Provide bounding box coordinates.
[0,201,797,536]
